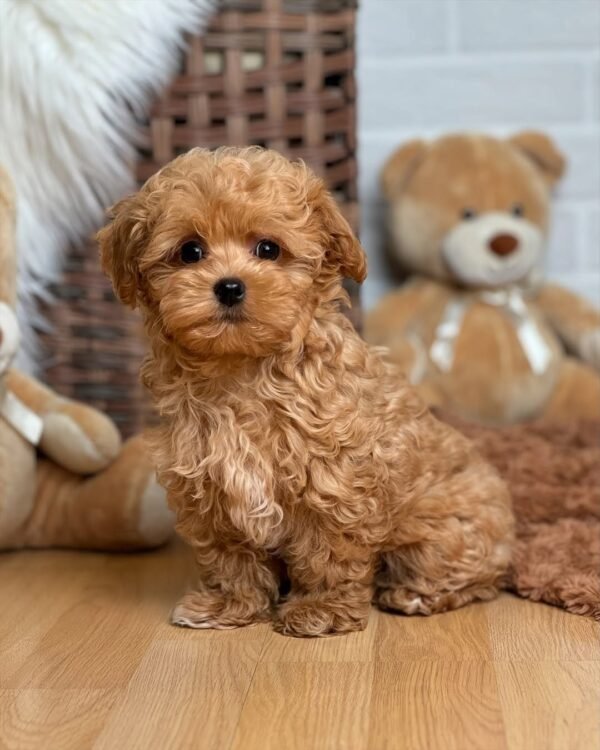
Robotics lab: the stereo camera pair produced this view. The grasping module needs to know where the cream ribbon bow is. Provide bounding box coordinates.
[429,287,553,375]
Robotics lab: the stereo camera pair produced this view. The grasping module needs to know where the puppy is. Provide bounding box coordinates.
[99,147,513,637]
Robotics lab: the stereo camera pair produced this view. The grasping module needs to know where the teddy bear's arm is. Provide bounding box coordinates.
[536,283,600,371]
[364,282,438,382]
[5,369,122,474]
[364,283,432,344]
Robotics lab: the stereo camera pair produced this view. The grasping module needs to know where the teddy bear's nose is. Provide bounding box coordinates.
[489,233,519,256]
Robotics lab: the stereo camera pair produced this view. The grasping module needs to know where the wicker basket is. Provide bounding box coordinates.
[43,0,359,437]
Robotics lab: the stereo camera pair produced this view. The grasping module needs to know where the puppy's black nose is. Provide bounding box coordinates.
[214,278,246,307]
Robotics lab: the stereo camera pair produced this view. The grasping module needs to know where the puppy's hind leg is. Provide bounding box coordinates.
[376,552,502,616]
[376,466,513,616]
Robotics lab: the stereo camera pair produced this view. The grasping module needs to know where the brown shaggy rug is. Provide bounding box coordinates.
[440,414,600,621]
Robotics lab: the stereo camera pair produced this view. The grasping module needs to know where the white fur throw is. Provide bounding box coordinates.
[0,0,216,371]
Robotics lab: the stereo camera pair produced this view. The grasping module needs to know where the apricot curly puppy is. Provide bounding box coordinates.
[99,147,514,637]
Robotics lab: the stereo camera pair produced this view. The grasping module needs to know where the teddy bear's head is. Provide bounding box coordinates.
[381,131,565,289]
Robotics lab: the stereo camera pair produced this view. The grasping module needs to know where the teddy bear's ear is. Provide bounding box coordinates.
[312,184,367,284]
[380,140,428,199]
[508,131,566,186]
[97,192,150,309]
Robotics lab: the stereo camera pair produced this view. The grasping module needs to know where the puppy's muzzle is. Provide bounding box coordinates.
[214,278,246,307]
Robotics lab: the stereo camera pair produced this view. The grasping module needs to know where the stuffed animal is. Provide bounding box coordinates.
[364,131,600,425]
[0,165,173,549]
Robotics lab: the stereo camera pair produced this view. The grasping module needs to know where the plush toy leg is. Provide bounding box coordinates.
[0,423,37,548]
[6,369,122,474]
[542,358,600,420]
[21,436,174,550]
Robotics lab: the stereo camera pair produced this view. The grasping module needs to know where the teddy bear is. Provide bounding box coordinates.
[0,164,174,550]
[364,131,600,425]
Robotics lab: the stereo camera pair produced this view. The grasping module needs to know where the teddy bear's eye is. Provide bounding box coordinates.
[254,239,280,261]
[461,208,477,220]
[511,203,525,218]
[179,240,205,264]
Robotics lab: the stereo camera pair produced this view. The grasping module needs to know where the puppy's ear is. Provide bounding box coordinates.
[380,140,427,199]
[508,131,566,186]
[314,188,367,284]
[97,192,150,308]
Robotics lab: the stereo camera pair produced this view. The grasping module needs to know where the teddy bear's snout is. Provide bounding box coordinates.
[489,233,519,256]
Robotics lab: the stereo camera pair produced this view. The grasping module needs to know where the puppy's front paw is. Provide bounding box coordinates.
[275,597,369,637]
[580,328,600,371]
[171,589,271,630]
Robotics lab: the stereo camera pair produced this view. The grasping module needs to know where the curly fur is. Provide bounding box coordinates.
[98,147,514,637]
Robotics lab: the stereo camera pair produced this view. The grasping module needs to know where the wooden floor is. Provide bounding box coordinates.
[1,541,599,750]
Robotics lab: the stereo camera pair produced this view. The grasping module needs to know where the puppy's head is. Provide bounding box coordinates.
[99,147,365,358]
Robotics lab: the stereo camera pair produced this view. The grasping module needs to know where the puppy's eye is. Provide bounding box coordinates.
[511,203,525,218]
[461,208,477,220]
[254,239,280,261]
[180,240,205,264]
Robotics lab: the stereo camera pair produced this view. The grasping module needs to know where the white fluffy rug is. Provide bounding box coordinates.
[0,0,216,371]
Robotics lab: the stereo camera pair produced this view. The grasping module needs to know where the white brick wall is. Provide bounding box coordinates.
[357,0,600,309]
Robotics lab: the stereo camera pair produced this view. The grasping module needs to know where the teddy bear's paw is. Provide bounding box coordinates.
[580,328,600,371]
[41,409,121,474]
[137,474,174,546]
